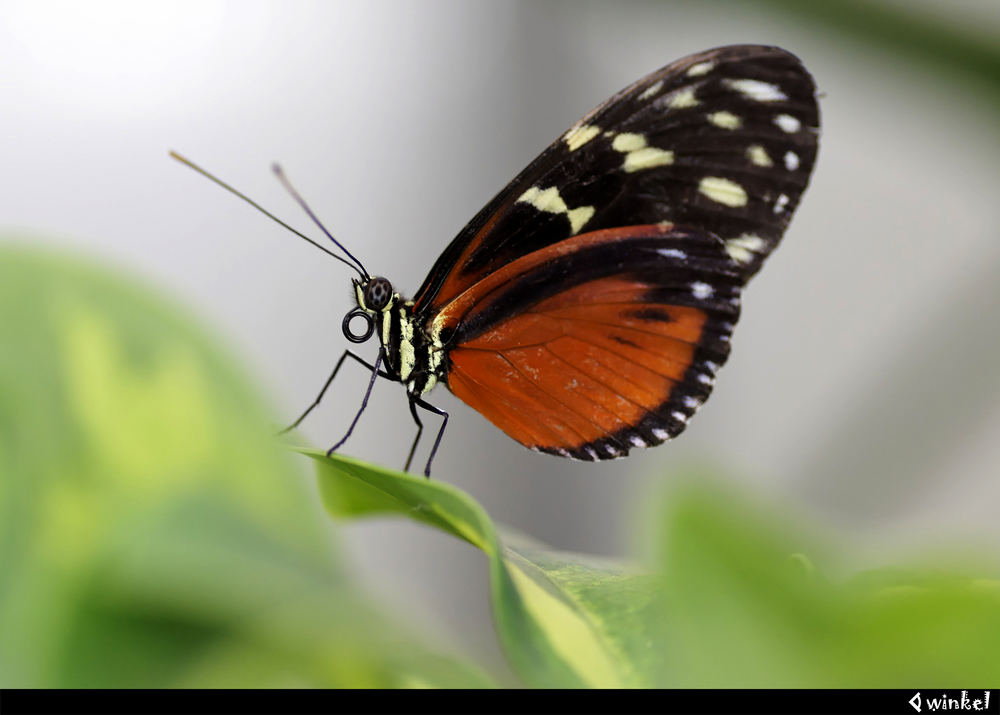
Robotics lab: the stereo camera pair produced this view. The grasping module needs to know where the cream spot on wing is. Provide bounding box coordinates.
[638,79,663,100]
[623,146,673,173]
[657,248,686,260]
[784,151,800,170]
[723,78,787,102]
[611,132,647,153]
[774,113,801,133]
[668,86,699,109]
[690,281,713,299]
[687,61,714,77]
[698,177,748,207]
[517,185,594,235]
[564,123,601,151]
[517,186,567,214]
[726,244,752,264]
[612,132,672,173]
[707,110,741,129]
[652,427,669,440]
[566,206,595,234]
[746,144,773,167]
[518,185,567,214]
[629,434,647,447]
[725,233,766,264]
[773,193,790,214]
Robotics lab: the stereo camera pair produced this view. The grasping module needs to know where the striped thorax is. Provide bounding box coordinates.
[353,277,442,395]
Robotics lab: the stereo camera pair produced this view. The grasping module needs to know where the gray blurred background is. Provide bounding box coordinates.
[3,0,999,670]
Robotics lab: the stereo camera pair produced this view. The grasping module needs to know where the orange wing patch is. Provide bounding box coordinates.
[447,275,722,460]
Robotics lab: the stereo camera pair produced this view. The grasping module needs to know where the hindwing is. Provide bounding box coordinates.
[436,224,740,460]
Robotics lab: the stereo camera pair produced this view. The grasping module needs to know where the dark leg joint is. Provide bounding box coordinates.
[408,395,448,478]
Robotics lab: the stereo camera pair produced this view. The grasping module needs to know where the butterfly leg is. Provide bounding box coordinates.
[408,395,448,478]
[279,348,392,435]
[326,348,386,457]
[404,398,423,474]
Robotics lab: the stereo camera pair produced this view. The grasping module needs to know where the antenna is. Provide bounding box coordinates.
[271,163,369,280]
[169,151,366,279]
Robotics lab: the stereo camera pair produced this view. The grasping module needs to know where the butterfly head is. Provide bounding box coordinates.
[344,276,395,344]
[358,276,394,312]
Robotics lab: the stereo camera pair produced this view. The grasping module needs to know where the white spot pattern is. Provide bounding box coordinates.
[725,233,766,264]
[564,123,601,151]
[690,281,713,299]
[774,113,801,133]
[668,87,699,109]
[638,80,663,101]
[723,78,788,102]
[707,110,741,129]
[698,176,748,207]
[687,61,714,77]
[517,185,595,234]
[784,151,800,171]
[611,132,674,173]
[611,133,646,152]
[746,144,773,167]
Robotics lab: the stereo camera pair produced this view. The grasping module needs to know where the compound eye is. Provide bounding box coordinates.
[365,277,392,311]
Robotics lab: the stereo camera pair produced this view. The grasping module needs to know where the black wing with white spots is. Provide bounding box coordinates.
[412,44,820,316]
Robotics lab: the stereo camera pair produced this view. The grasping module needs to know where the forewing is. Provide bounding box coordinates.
[439,224,740,460]
[413,44,819,316]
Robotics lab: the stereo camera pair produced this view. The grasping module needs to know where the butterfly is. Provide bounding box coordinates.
[173,44,820,476]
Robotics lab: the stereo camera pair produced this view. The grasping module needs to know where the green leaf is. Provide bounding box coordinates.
[654,480,1000,687]
[306,451,660,688]
[0,242,492,688]
[312,452,1000,688]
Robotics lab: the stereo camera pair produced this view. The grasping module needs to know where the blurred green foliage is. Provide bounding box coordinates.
[0,244,491,688]
[654,485,1000,687]
[315,455,1000,688]
[309,450,659,688]
[759,0,1000,102]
